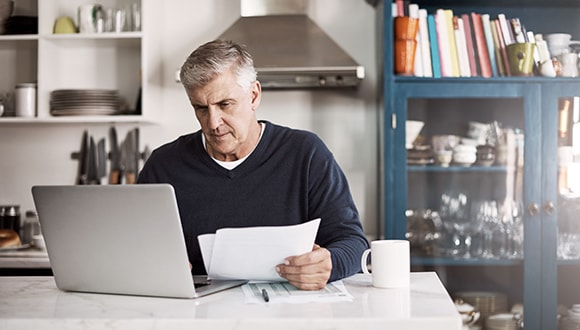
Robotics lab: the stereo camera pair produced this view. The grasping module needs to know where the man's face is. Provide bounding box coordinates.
[186,69,261,161]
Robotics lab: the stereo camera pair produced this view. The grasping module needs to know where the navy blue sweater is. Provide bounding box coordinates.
[137,121,369,282]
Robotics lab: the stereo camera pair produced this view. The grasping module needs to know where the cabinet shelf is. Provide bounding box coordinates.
[0,0,162,126]
[411,256,523,266]
[408,165,508,172]
[0,35,38,41]
[0,115,153,126]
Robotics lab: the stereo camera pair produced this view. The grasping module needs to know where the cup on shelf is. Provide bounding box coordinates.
[506,42,536,77]
[394,16,419,40]
[434,150,453,167]
[395,39,418,76]
[545,33,572,57]
[394,16,419,76]
[557,53,579,77]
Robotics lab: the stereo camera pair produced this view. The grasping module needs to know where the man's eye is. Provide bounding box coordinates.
[194,106,208,112]
[219,102,231,109]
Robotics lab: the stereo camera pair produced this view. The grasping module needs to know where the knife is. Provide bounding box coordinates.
[133,127,140,177]
[97,138,106,183]
[108,126,122,184]
[76,130,89,185]
[123,130,137,184]
[88,136,100,185]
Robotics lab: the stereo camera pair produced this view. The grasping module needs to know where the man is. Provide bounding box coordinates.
[138,39,369,290]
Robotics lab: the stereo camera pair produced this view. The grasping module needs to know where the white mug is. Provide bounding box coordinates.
[78,4,103,33]
[361,240,410,288]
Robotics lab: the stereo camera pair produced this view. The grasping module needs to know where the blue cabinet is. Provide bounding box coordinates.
[382,2,580,329]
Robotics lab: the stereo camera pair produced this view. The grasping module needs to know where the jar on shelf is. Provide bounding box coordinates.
[14,83,37,118]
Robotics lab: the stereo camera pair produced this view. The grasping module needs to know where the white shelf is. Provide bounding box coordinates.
[0,115,154,125]
[0,0,163,126]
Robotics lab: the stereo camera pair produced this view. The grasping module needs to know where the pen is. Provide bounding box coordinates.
[261,288,270,302]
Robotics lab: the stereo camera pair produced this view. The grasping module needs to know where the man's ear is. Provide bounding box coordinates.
[251,80,262,111]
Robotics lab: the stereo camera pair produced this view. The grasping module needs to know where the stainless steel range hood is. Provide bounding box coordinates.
[217,0,365,89]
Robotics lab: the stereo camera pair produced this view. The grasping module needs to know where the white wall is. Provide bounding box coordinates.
[0,0,381,238]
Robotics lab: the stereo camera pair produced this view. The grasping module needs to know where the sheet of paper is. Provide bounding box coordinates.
[198,218,321,281]
[241,280,353,304]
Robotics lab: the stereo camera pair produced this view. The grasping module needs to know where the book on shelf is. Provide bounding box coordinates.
[471,12,492,78]
[481,14,499,77]
[427,14,442,78]
[461,13,479,76]
[497,13,515,46]
[494,18,512,76]
[454,16,471,77]
[510,18,527,43]
[409,4,424,76]
[435,9,453,77]
[418,9,433,77]
[390,3,536,79]
[444,9,461,77]
[490,20,506,76]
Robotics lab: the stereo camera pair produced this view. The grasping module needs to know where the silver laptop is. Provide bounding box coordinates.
[31,184,246,299]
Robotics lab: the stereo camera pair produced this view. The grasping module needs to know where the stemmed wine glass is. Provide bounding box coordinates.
[501,199,524,259]
[472,200,500,259]
[440,192,471,258]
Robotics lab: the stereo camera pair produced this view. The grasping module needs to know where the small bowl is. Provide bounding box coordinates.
[435,150,453,167]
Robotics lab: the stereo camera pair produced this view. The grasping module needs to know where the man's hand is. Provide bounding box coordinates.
[276,244,332,290]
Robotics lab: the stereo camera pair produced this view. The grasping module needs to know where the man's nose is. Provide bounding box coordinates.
[207,108,222,129]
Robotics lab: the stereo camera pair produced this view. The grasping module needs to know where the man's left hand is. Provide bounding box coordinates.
[276,244,332,290]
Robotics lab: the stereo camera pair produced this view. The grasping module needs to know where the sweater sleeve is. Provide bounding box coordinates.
[305,135,370,282]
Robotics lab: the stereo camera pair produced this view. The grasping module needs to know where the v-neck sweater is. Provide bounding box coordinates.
[137,120,369,281]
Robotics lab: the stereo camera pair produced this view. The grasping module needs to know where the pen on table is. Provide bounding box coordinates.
[261,289,270,302]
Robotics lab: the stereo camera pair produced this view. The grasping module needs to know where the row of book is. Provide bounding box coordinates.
[393,1,543,78]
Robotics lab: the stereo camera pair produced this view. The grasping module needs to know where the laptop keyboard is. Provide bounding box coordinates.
[194,279,211,288]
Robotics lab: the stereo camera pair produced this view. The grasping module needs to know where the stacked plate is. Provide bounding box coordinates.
[454,291,509,322]
[50,89,120,116]
[407,145,434,165]
[560,304,580,330]
[486,313,521,330]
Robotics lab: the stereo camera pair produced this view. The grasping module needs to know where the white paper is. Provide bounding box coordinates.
[241,280,353,304]
[198,218,321,281]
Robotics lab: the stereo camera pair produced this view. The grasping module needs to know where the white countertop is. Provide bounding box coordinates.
[0,272,461,330]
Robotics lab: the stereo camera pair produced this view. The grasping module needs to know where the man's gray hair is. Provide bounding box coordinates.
[180,39,257,91]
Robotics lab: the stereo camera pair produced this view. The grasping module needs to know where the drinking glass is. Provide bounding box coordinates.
[440,192,471,258]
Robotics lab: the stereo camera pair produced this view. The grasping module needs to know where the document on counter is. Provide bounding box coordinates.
[198,218,321,281]
[242,281,353,304]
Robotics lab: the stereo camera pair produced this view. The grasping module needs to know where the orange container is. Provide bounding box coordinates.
[394,39,417,75]
[394,16,419,40]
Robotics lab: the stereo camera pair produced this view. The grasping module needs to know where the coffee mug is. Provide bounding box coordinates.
[78,4,103,33]
[557,53,579,77]
[361,240,410,288]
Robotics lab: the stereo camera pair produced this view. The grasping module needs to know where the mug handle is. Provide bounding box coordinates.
[361,248,371,274]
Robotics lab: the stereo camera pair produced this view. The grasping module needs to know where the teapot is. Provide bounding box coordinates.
[454,299,481,329]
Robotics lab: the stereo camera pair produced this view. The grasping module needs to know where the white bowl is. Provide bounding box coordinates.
[406,120,424,149]
[453,151,476,166]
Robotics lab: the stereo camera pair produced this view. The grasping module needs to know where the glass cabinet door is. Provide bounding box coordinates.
[543,83,580,330]
[389,81,538,329]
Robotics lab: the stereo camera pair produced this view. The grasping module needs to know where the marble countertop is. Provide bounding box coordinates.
[0,272,461,330]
